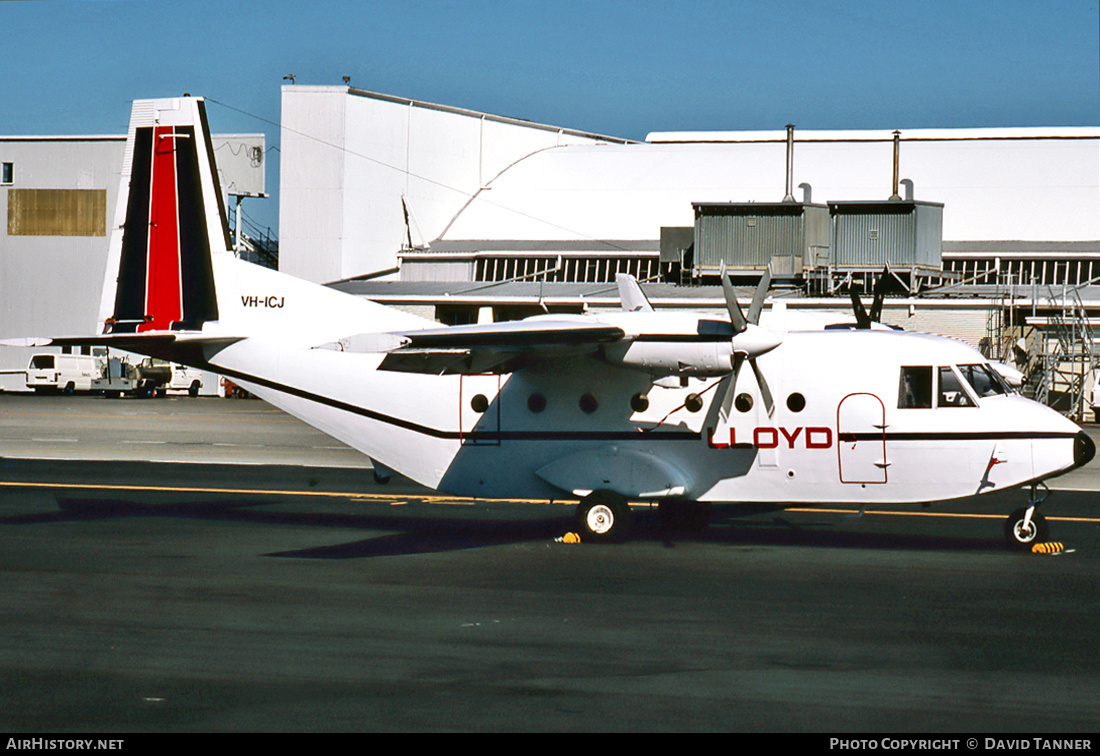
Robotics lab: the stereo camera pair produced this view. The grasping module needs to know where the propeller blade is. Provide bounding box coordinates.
[750,358,775,418]
[720,263,778,420]
[869,294,884,324]
[716,353,746,422]
[731,351,745,376]
[850,282,872,329]
[869,266,890,323]
[720,262,748,334]
[708,349,743,429]
[869,293,884,324]
[747,265,772,326]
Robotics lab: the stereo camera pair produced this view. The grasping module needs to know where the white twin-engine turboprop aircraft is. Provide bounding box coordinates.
[14,97,1094,548]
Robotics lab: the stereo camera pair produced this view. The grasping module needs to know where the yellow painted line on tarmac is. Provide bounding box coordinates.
[2,478,1098,522]
[784,507,1100,524]
[0,479,439,502]
[0,479,551,506]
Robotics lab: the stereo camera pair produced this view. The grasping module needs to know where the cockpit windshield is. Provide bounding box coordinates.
[938,366,974,407]
[899,363,1009,409]
[957,363,1010,398]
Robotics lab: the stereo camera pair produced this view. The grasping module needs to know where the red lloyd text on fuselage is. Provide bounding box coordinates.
[708,425,834,450]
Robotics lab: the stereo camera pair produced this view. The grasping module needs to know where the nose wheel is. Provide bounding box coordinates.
[1005,507,1048,549]
[1004,483,1050,550]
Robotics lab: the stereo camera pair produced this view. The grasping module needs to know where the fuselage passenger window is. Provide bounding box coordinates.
[938,366,974,407]
[898,366,933,408]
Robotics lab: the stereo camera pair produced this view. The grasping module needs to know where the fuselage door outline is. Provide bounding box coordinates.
[837,392,888,484]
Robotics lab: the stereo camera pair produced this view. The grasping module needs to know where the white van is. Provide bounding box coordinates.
[166,363,204,397]
[26,353,99,394]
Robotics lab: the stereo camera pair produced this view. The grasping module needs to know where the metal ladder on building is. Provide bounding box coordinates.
[1032,281,1097,421]
[983,272,1019,363]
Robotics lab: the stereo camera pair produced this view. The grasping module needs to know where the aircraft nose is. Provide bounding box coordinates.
[1074,431,1096,469]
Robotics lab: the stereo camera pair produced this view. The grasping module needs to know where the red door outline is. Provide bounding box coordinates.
[837,392,887,484]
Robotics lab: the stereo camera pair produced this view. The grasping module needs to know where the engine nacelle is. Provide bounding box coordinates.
[605,340,732,376]
[602,322,782,377]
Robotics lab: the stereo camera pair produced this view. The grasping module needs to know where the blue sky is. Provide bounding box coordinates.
[3,0,1098,235]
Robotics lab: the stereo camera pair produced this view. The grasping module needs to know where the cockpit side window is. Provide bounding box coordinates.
[958,364,1008,398]
[938,366,975,407]
[898,366,933,408]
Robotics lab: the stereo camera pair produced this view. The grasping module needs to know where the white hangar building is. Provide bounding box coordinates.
[277,85,635,283]
[278,85,1099,416]
[278,85,1099,295]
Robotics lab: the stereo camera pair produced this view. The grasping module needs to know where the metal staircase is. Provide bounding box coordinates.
[983,270,1097,421]
[1030,281,1097,421]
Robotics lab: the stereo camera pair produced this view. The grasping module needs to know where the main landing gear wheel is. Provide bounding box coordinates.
[1005,507,1048,550]
[576,492,632,543]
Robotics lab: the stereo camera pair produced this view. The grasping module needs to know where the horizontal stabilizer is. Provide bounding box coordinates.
[0,337,56,349]
[2,332,244,366]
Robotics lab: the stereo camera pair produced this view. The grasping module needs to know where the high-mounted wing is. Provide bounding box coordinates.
[397,319,625,348]
[359,275,649,375]
[355,317,626,375]
[341,271,783,379]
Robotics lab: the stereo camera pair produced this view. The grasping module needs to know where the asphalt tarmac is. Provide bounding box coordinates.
[1,394,1099,733]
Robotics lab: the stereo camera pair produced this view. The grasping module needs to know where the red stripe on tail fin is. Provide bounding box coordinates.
[141,126,184,332]
[104,98,223,335]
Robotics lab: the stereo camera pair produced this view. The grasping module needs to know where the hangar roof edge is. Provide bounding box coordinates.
[283,84,637,145]
[647,127,1100,143]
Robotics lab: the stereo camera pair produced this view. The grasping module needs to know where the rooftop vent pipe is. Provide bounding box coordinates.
[889,130,902,200]
[783,123,796,203]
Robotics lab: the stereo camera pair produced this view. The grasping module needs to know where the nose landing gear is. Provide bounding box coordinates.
[1005,482,1050,550]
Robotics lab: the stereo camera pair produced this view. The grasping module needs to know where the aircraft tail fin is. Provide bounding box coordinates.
[100,97,228,335]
